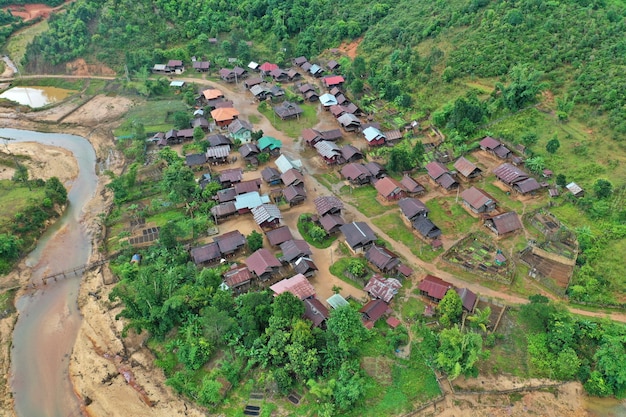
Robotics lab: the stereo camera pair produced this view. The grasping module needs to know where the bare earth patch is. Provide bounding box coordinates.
[336,37,363,59]
[62,95,135,126]
[3,3,54,21]
[0,141,78,185]
[66,58,117,77]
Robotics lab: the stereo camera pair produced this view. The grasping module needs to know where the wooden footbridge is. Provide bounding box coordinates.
[40,259,110,285]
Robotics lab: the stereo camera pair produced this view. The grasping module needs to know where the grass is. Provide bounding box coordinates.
[113,99,190,137]
[6,20,49,72]
[425,197,476,237]
[0,288,17,317]
[372,213,417,250]
[479,310,531,377]
[341,185,388,217]
[400,297,425,321]
[13,77,85,91]
[480,182,524,212]
[313,172,341,190]
[0,180,46,232]
[297,215,337,249]
[351,342,441,417]
[248,114,260,124]
[329,257,366,289]
[257,102,318,138]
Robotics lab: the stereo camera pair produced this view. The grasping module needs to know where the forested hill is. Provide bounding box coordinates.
[21,0,626,135]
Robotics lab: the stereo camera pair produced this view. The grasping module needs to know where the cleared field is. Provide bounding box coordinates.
[0,180,45,232]
[113,99,190,137]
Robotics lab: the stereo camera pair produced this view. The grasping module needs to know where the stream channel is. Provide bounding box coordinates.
[3,127,97,417]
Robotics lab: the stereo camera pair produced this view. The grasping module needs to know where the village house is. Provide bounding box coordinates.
[314,195,344,217]
[261,166,282,185]
[287,69,302,82]
[279,239,312,264]
[216,188,237,203]
[219,68,236,83]
[259,62,279,76]
[283,184,307,206]
[234,191,270,214]
[418,275,453,303]
[340,221,377,253]
[294,256,318,277]
[426,161,459,190]
[398,197,429,221]
[461,186,497,214]
[293,56,308,66]
[485,211,523,236]
[413,216,442,239]
[185,153,207,168]
[248,61,259,72]
[234,179,262,195]
[190,242,221,266]
[192,117,210,131]
[298,83,319,102]
[337,113,361,132]
[202,88,224,102]
[319,93,339,109]
[341,144,364,163]
[281,168,304,187]
[493,163,541,195]
[273,101,303,120]
[228,119,253,144]
[211,107,240,127]
[360,299,389,329]
[566,182,585,197]
[365,246,401,273]
[211,202,237,220]
[270,274,316,300]
[214,230,246,257]
[246,248,282,281]
[340,163,372,185]
[222,264,253,294]
[265,225,293,246]
[269,68,289,82]
[252,203,283,230]
[374,177,406,201]
[400,175,426,196]
[275,154,302,174]
[364,275,402,303]
[244,77,263,89]
[318,213,345,234]
[365,162,387,179]
[362,126,387,147]
[323,75,345,89]
[234,66,248,80]
[218,168,243,187]
[239,143,260,164]
[308,63,324,77]
[456,287,477,312]
[303,298,329,328]
[480,136,511,159]
[454,157,483,180]
[207,134,232,147]
[205,145,230,164]
[193,60,210,72]
[258,136,283,155]
[326,60,340,71]
[314,140,343,165]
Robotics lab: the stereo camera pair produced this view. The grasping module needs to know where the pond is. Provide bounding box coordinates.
[0,86,74,108]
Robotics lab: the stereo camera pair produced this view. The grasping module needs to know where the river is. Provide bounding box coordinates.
[2,128,97,417]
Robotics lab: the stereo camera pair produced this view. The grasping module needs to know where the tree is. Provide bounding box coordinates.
[257,152,270,164]
[161,163,197,203]
[159,221,185,249]
[496,64,546,111]
[546,137,560,154]
[272,292,305,322]
[521,132,538,147]
[193,126,205,142]
[412,141,426,166]
[12,163,28,184]
[467,307,491,333]
[247,230,263,252]
[308,225,327,243]
[438,290,463,327]
[525,156,545,175]
[556,173,567,188]
[44,177,68,205]
[326,306,369,360]
[594,333,626,395]
[197,377,223,406]
[0,233,22,260]
[173,111,191,129]
[386,146,413,173]
[593,179,613,199]
[346,258,366,277]
[436,327,485,380]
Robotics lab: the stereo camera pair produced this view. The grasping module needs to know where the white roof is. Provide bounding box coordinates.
[193,109,204,116]
[363,126,385,142]
[248,61,259,69]
[566,182,584,195]
[275,154,303,174]
[319,93,338,107]
[170,80,185,87]
[234,192,271,211]
[153,64,167,70]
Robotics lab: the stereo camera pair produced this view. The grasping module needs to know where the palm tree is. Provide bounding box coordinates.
[467,307,491,333]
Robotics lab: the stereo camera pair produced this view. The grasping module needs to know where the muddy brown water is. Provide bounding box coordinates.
[2,128,97,417]
[0,86,74,108]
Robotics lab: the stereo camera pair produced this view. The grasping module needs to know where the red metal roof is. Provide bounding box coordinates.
[418,275,453,300]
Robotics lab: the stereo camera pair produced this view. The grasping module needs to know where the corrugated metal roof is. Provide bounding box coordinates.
[234,191,270,210]
[206,145,230,159]
[251,203,282,225]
